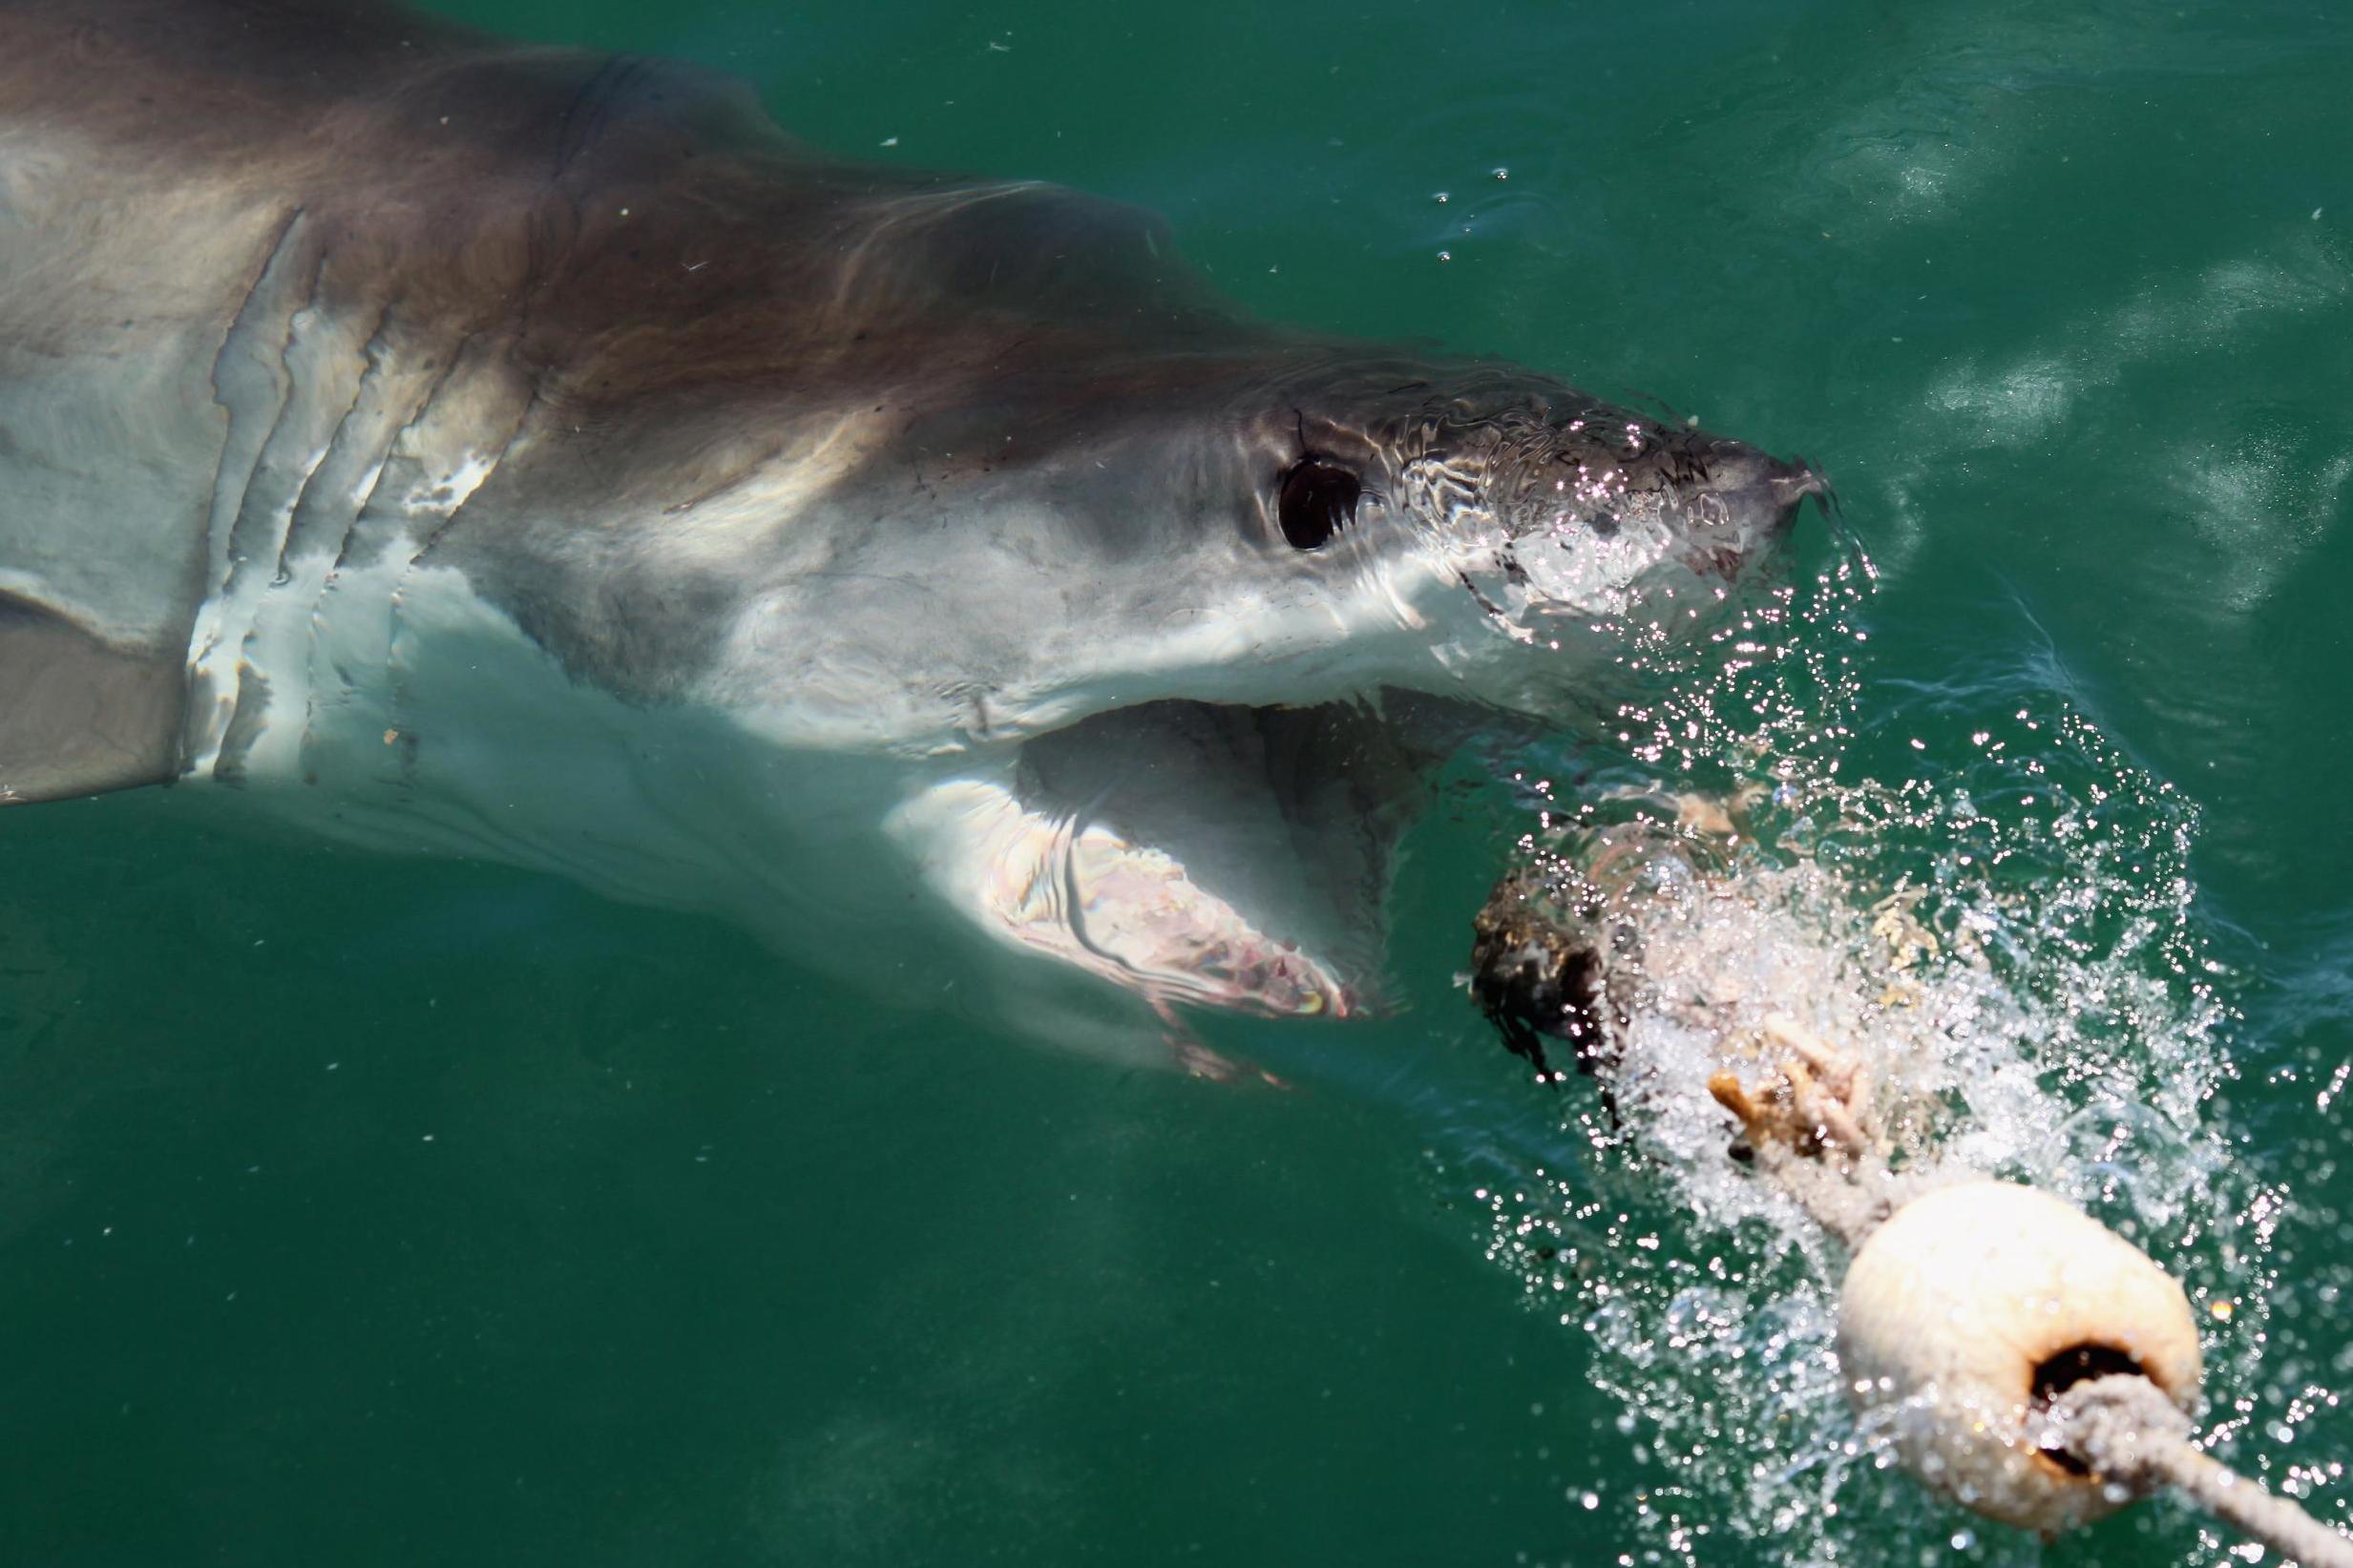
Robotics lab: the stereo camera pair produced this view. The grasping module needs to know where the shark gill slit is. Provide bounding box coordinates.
[215,253,369,780]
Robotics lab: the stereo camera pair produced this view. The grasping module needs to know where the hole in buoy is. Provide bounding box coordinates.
[2029,1342,2148,1474]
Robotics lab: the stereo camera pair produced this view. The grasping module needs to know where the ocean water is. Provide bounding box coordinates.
[4,2,2351,1565]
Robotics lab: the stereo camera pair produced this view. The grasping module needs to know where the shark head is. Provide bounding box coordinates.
[0,0,1820,1051]
[680,337,1820,1031]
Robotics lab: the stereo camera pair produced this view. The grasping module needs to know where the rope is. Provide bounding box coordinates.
[1705,1013,1907,1249]
[2055,1375,2353,1568]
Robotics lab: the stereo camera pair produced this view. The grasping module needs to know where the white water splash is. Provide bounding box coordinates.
[1454,560,2288,1565]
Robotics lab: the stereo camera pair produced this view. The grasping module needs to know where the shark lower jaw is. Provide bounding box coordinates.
[892,691,1468,1023]
[965,793,1362,1020]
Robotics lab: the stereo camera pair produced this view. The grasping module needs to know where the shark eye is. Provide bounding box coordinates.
[1277,458,1361,551]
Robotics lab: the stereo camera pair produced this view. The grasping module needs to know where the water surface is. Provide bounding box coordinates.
[4,2,2351,1564]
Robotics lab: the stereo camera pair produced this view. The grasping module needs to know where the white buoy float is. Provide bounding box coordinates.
[1837,1180,2201,1535]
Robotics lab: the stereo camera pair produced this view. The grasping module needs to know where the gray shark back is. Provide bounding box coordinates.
[0,0,1236,801]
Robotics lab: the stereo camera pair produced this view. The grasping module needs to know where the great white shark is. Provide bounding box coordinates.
[0,0,1821,1059]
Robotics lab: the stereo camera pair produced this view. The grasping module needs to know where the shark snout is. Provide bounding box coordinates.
[1705,444,1826,537]
[1764,456,1828,531]
[1644,442,1825,584]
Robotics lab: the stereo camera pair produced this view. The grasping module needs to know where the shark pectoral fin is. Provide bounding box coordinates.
[0,592,185,805]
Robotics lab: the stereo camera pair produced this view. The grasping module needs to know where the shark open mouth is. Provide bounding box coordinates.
[968,694,1460,1020]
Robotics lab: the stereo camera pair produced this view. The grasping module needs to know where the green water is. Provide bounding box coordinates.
[5,2,2352,1564]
